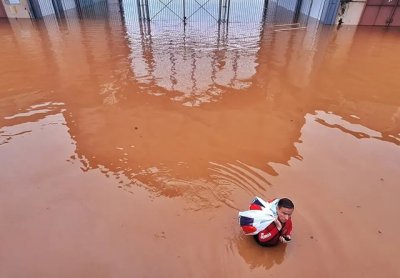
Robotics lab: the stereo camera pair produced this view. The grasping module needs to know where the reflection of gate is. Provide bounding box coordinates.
[359,0,400,26]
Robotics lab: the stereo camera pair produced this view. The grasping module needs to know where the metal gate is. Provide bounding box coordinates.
[25,0,315,27]
[120,0,313,26]
[133,0,227,23]
[359,0,400,26]
[121,0,254,24]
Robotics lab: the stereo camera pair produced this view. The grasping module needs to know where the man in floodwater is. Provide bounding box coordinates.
[253,198,294,247]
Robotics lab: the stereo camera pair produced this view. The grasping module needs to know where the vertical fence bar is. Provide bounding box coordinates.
[262,0,269,22]
[136,0,142,20]
[75,0,83,17]
[140,0,146,21]
[226,0,231,24]
[183,0,186,23]
[145,0,150,21]
[222,0,227,22]
[118,0,125,23]
[218,0,222,23]
[293,0,303,23]
[51,0,61,19]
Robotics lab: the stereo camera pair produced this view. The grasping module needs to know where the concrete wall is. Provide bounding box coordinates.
[1,0,31,18]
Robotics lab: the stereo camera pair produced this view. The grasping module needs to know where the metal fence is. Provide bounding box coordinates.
[29,0,314,27]
[120,0,313,26]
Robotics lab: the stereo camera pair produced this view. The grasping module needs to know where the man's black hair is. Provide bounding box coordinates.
[277,198,294,209]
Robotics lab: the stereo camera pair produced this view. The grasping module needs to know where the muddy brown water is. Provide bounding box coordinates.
[1,14,400,278]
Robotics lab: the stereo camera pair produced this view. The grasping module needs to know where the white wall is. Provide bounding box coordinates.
[1,0,31,18]
[337,1,366,25]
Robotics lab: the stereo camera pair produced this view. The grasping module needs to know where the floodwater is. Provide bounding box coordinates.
[1,6,400,278]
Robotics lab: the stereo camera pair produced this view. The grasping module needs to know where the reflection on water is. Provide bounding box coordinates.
[234,234,286,270]
[126,22,260,106]
[1,2,400,278]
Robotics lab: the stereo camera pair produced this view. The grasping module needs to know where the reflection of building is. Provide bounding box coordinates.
[1,4,305,202]
[307,26,400,143]
[1,5,399,203]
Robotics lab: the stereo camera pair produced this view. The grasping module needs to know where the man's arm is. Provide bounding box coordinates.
[279,219,293,243]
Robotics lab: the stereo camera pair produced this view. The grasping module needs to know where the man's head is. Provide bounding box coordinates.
[277,198,294,223]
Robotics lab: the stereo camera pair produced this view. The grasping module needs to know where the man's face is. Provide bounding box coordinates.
[277,206,294,223]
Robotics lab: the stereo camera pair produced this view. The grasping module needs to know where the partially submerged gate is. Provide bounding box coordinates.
[121,0,314,27]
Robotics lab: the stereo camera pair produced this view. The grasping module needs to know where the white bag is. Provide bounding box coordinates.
[238,197,279,235]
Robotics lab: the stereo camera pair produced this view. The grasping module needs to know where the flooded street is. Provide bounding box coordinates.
[1,3,400,277]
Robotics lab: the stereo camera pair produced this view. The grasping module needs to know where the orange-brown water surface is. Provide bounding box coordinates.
[1,8,400,278]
